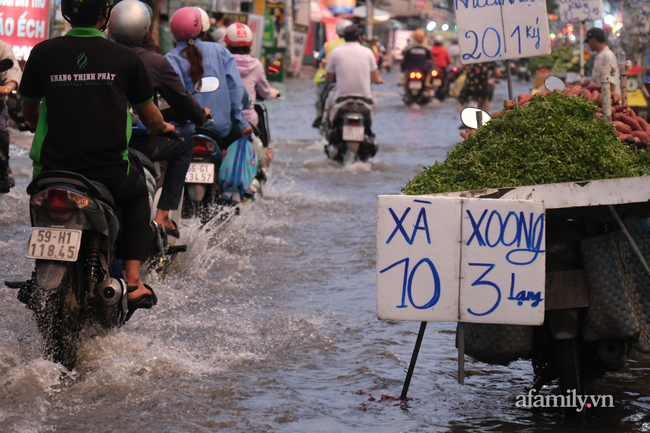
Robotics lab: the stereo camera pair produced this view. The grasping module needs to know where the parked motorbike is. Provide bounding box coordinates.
[4,129,182,370]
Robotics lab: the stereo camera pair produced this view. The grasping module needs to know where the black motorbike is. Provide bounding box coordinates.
[322,95,377,163]
[403,67,444,106]
[4,130,184,370]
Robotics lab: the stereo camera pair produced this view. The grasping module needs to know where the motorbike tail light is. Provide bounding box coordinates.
[431,70,439,77]
[348,121,360,126]
[34,188,87,222]
[409,72,416,79]
[452,66,458,72]
[193,136,217,156]
[415,72,422,79]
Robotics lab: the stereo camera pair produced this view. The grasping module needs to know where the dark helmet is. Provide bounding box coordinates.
[343,24,365,42]
[62,0,114,23]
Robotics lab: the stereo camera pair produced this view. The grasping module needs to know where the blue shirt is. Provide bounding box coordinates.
[165,39,249,137]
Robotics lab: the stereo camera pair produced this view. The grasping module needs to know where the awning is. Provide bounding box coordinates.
[311,1,337,24]
[351,5,392,22]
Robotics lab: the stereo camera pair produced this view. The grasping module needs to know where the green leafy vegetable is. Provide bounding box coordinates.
[403,93,650,195]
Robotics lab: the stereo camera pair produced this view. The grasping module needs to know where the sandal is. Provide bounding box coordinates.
[125,283,158,321]
[164,219,180,239]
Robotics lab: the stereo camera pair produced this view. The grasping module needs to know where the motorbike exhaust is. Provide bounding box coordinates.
[95,277,128,328]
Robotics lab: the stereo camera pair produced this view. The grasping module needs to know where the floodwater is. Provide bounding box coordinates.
[2,70,650,433]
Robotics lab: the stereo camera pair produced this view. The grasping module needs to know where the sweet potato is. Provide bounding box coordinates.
[504,100,516,110]
[613,121,632,134]
[586,84,601,92]
[519,101,531,107]
[517,94,532,104]
[596,112,604,120]
[590,90,600,103]
[537,90,552,97]
[562,86,572,95]
[631,130,650,142]
[490,111,502,118]
[620,134,632,143]
[460,132,469,140]
[613,113,622,121]
[568,86,582,96]
[597,95,603,107]
[620,115,643,131]
[614,105,629,113]
[612,93,621,105]
[581,89,592,99]
[638,117,650,135]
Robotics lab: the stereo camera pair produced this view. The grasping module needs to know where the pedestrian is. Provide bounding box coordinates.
[158,13,175,55]
[0,39,21,193]
[579,28,620,94]
[457,62,500,118]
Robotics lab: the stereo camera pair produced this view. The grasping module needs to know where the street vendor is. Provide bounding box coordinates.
[579,28,620,94]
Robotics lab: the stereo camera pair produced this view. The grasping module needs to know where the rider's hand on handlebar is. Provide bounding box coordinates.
[0,86,12,95]
[148,121,176,141]
[272,88,281,99]
[204,108,211,117]
[241,125,253,136]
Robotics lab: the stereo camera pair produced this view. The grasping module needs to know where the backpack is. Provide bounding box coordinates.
[218,136,259,201]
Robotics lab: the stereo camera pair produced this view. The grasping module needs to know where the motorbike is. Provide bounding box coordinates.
[322,94,377,163]
[403,67,444,106]
[517,58,531,82]
[4,128,184,370]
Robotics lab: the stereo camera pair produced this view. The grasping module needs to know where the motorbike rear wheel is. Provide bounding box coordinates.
[554,338,585,415]
[35,261,85,371]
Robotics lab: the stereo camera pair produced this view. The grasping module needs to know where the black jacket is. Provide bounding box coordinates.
[401,45,434,73]
[133,46,207,126]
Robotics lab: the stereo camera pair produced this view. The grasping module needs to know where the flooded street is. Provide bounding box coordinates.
[2,70,650,432]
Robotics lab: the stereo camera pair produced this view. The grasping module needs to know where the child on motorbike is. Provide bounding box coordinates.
[225,23,279,168]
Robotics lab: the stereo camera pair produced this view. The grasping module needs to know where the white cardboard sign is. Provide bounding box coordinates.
[558,0,603,23]
[455,0,551,65]
[377,195,545,325]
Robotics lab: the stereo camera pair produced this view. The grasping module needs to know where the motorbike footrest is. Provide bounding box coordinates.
[5,280,29,289]
[167,245,187,254]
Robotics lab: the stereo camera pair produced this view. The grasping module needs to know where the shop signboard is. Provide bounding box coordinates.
[1,0,50,60]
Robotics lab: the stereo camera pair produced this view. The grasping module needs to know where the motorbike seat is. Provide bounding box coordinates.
[194,127,224,148]
[250,123,261,138]
[335,96,374,105]
[129,149,158,178]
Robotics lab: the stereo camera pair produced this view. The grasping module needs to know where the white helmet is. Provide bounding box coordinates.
[434,35,444,45]
[194,7,210,33]
[107,0,152,45]
[336,19,353,37]
[225,22,253,47]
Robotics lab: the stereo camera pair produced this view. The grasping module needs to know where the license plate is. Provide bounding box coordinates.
[185,163,214,183]
[409,81,422,90]
[342,125,365,142]
[27,228,82,262]
[433,79,442,87]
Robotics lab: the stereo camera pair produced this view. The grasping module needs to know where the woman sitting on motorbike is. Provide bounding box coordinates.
[225,23,278,167]
[165,7,251,150]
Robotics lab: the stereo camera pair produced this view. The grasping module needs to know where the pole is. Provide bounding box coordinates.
[619,61,631,106]
[458,322,465,385]
[400,321,427,400]
[600,66,613,122]
[366,0,374,39]
[579,21,585,81]
[506,61,513,101]
[476,110,483,129]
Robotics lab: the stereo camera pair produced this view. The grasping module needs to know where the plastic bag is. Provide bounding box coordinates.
[218,136,258,200]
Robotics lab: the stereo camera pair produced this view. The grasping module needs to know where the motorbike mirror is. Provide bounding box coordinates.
[544,75,565,92]
[460,107,491,129]
[0,58,13,73]
[194,76,220,93]
[268,60,283,75]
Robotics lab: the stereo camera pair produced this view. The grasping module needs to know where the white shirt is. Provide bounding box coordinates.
[591,46,620,94]
[326,42,378,100]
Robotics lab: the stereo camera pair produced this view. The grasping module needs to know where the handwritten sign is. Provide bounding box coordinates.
[377,195,545,325]
[0,0,49,61]
[290,23,309,74]
[558,0,603,23]
[455,0,551,65]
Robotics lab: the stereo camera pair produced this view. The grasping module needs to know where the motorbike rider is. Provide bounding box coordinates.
[225,22,279,167]
[312,19,353,129]
[19,0,175,311]
[0,39,21,193]
[324,24,383,116]
[108,0,209,239]
[165,7,251,150]
[400,29,434,91]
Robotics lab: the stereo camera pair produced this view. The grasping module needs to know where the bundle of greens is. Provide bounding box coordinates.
[403,93,650,195]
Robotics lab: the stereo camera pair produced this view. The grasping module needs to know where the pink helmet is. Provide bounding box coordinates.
[225,23,253,47]
[170,7,202,43]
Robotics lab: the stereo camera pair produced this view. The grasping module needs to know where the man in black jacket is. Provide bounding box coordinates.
[108,0,209,238]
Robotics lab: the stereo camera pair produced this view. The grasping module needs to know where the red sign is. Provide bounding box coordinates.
[0,0,50,60]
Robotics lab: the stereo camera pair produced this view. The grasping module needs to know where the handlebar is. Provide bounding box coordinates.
[159,129,182,141]
[18,123,34,132]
